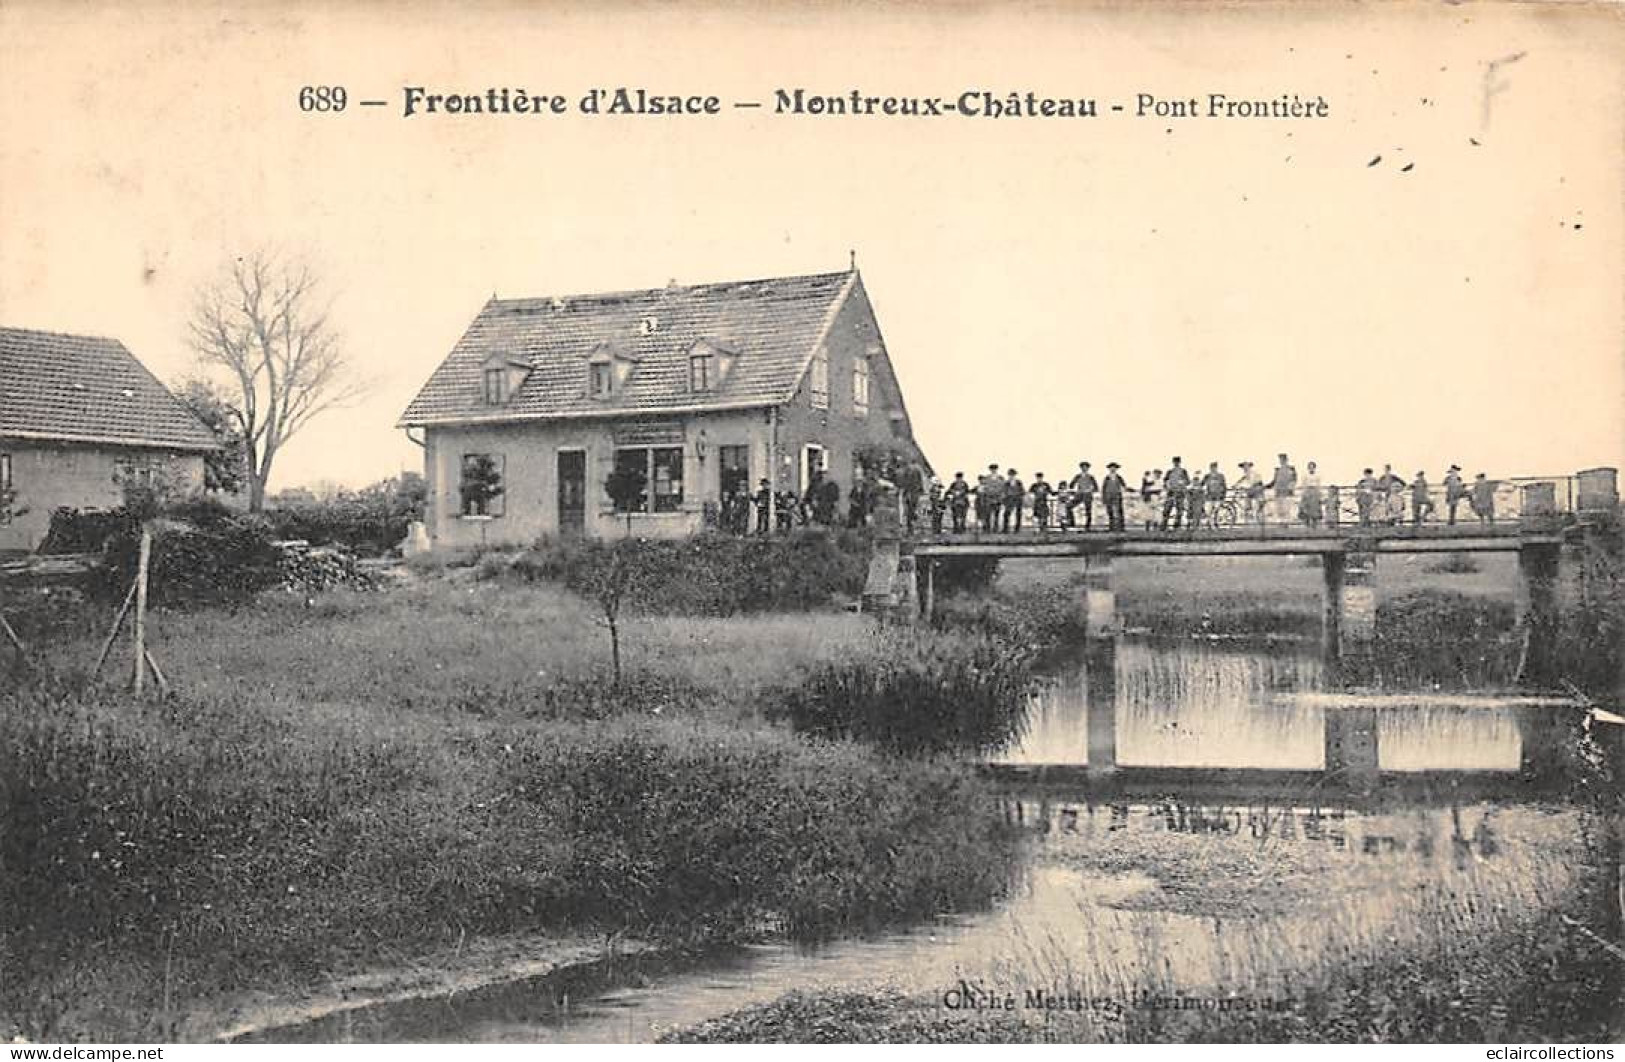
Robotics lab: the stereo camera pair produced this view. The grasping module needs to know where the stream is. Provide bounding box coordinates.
[239,636,1585,1043]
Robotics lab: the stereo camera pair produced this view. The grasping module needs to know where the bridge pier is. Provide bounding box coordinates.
[1514,541,1560,687]
[1324,706,1380,784]
[1517,705,1574,781]
[1084,639,1118,775]
[1322,550,1377,662]
[1082,552,1117,638]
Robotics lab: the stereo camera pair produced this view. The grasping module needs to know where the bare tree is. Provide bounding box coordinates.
[188,252,367,510]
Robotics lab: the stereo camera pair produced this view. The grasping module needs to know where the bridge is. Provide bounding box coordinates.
[861,467,1622,686]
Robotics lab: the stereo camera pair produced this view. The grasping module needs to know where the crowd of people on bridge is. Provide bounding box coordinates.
[718,451,1505,537]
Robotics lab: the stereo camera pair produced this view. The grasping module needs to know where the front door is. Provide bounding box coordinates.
[557,450,586,538]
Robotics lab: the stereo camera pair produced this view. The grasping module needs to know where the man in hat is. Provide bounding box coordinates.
[1069,461,1098,532]
[976,463,1002,533]
[927,475,946,535]
[1443,464,1466,525]
[1101,462,1127,531]
[1002,468,1025,532]
[1030,472,1054,531]
[1410,470,1435,526]
[753,477,773,535]
[947,472,971,533]
[1161,458,1190,531]
[1203,461,1228,508]
[1379,463,1406,525]
[1268,452,1297,523]
[1356,468,1379,526]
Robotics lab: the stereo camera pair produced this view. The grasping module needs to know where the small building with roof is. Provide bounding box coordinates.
[398,265,924,546]
[0,325,216,551]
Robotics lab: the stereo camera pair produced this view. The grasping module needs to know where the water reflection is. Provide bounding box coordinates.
[996,637,1529,773]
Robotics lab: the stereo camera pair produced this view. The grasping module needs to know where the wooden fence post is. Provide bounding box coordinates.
[132,524,151,695]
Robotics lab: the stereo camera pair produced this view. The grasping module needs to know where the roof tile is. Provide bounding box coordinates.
[400,269,854,425]
[0,326,217,451]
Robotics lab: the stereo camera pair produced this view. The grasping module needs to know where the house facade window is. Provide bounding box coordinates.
[810,347,829,410]
[459,453,506,517]
[114,456,158,487]
[590,362,613,398]
[689,352,712,392]
[482,367,506,405]
[613,446,685,514]
[0,452,11,499]
[852,355,870,417]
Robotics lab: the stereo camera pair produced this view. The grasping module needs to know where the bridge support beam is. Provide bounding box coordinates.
[1324,706,1380,785]
[1324,551,1377,663]
[1515,541,1560,687]
[1321,553,1345,659]
[920,558,936,623]
[1082,553,1117,639]
[894,550,918,623]
[1084,640,1118,775]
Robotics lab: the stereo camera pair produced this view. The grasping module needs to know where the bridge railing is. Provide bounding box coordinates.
[909,470,1615,538]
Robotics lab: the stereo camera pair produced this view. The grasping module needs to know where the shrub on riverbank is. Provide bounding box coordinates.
[1366,590,1519,688]
[0,670,1015,1040]
[775,628,1034,756]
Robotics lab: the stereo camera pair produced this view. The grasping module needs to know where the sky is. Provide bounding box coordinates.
[2,1,1621,492]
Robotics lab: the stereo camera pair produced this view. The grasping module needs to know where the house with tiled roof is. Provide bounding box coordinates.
[399,265,925,545]
[1,326,215,551]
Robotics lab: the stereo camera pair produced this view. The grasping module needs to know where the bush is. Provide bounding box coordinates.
[500,528,872,615]
[262,476,425,557]
[774,628,1034,756]
[1421,551,1481,575]
[90,507,282,609]
[1364,590,1518,688]
[38,507,132,554]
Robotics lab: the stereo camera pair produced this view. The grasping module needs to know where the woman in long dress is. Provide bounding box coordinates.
[1298,461,1325,527]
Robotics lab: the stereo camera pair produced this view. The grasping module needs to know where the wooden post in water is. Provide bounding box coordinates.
[1084,639,1118,775]
[921,559,935,623]
[131,524,151,695]
[1320,551,1346,664]
[1081,551,1117,639]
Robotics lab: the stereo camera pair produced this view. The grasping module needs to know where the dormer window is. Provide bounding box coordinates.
[689,352,713,392]
[478,353,531,406]
[482,367,506,405]
[585,341,635,399]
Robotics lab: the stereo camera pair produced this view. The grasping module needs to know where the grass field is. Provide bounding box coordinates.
[0,579,1021,1042]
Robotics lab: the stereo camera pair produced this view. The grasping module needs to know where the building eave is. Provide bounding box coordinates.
[396,398,779,430]
[0,428,219,452]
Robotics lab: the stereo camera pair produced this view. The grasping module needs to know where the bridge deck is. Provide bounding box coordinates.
[914,523,1561,558]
